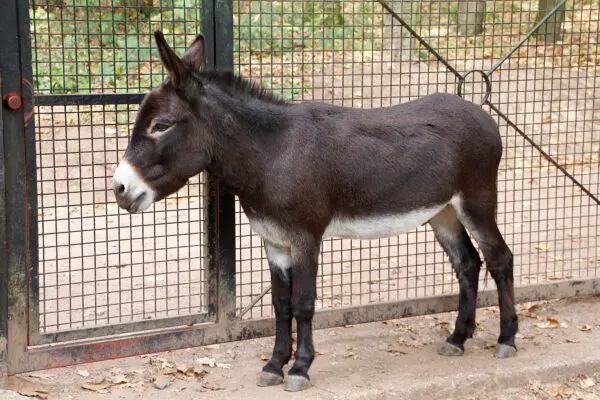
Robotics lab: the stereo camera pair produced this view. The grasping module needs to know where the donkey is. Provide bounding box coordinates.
[112,32,518,392]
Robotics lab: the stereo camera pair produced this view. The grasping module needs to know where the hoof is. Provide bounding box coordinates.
[494,343,517,358]
[284,375,310,392]
[438,342,465,357]
[257,371,283,387]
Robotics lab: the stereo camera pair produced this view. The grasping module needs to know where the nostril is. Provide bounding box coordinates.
[113,181,125,197]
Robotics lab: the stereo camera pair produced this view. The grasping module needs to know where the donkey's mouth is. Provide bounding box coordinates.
[126,192,150,214]
[112,160,157,213]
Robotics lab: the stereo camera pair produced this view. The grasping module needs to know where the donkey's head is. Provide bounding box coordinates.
[112,31,213,213]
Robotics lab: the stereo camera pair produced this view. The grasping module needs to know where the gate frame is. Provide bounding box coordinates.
[1,0,599,375]
[1,72,8,385]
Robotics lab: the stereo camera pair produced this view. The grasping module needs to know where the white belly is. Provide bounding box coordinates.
[324,204,447,240]
[248,199,455,271]
[248,201,452,246]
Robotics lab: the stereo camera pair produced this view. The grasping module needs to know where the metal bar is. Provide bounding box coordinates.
[19,0,41,347]
[376,0,463,79]
[1,0,32,375]
[212,0,237,322]
[32,312,214,346]
[203,0,218,318]
[0,73,8,386]
[7,278,600,373]
[238,285,271,320]
[487,102,600,205]
[34,93,147,106]
[485,0,566,77]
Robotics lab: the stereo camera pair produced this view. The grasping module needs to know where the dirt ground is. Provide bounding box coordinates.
[7,294,600,399]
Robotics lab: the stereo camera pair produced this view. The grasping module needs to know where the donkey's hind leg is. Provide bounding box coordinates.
[454,195,518,358]
[429,206,482,356]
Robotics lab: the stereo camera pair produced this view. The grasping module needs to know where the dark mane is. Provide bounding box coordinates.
[199,69,287,105]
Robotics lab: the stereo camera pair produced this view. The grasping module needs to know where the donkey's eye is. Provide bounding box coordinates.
[151,122,172,133]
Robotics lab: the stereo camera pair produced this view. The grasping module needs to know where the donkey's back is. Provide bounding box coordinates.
[265,92,503,225]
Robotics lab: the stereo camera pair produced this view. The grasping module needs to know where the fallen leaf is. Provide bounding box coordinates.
[549,385,564,397]
[26,373,56,381]
[398,336,432,348]
[153,375,170,390]
[204,344,220,350]
[343,352,355,359]
[176,364,192,374]
[579,376,595,389]
[436,321,454,334]
[535,243,550,251]
[123,381,146,393]
[315,351,325,356]
[528,380,544,394]
[578,324,592,331]
[543,115,553,123]
[193,366,208,378]
[201,383,225,391]
[86,375,106,385]
[483,306,500,313]
[260,355,269,361]
[386,348,408,355]
[149,355,173,369]
[196,357,216,367]
[111,374,129,385]
[77,369,90,378]
[518,303,541,318]
[8,376,50,399]
[81,378,113,394]
[535,318,560,329]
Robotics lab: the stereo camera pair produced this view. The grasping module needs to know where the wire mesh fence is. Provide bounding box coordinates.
[26,0,599,333]
[30,0,209,334]
[233,0,599,319]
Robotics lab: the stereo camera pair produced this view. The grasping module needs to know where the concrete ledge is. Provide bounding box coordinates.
[341,340,600,400]
[11,296,600,399]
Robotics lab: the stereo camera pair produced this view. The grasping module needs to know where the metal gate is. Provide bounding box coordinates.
[1,0,598,373]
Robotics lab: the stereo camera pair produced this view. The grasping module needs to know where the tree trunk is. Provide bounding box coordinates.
[534,0,566,44]
[383,1,417,61]
[127,0,156,20]
[457,0,486,36]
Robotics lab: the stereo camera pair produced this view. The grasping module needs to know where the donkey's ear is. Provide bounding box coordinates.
[154,31,189,87]
[181,34,206,71]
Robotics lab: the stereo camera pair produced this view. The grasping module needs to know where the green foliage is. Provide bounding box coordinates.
[234,1,378,54]
[30,1,379,94]
[30,0,201,93]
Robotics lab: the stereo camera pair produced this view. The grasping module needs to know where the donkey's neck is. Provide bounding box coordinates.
[202,81,290,199]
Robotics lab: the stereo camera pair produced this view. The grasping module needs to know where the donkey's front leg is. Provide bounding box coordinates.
[258,243,293,386]
[286,239,319,392]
